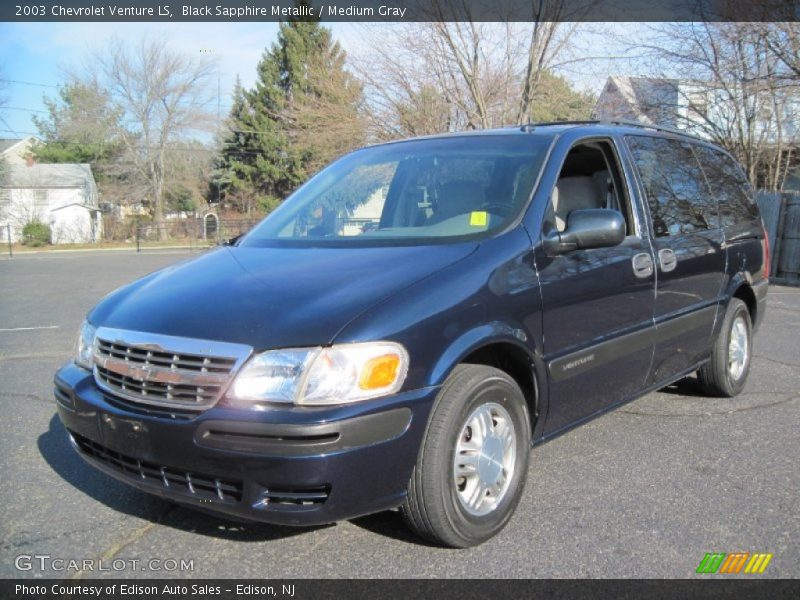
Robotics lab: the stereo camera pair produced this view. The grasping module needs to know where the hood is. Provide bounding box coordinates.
[89,244,477,350]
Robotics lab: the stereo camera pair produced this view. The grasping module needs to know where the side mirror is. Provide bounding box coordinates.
[543,209,626,255]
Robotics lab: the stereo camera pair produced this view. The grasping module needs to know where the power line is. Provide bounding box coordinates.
[1,106,50,114]
[0,78,59,88]
[0,118,21,137]
[0,128,274,158]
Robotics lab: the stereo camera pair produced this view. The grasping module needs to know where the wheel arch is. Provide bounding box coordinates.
[721,273,758,330]
[427,323,543,436]
[732,283,757,325]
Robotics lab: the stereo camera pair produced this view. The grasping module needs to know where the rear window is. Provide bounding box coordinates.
[626,135,718,237]
[691,144,759,229]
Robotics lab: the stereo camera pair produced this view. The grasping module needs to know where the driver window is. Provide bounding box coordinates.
[544,140,633,236]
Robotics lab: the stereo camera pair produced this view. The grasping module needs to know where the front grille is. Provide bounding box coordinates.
[92,327,251,412]
[96,339,236,373]
[95,365,222,405]
[100,391,196,421]
[70,431,243,503]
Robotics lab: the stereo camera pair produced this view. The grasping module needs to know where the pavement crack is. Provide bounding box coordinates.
[69,505,178,580]
[618,394,800,418]
[0,352,70,362]
[0,392,52,404]
[752,354,800,370]
[767,305,800,315]
[2,522,110,551]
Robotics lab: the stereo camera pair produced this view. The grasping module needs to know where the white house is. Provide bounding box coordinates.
[593,76,683,128]
[0,136,39,166]
[593,76,800,142]
[340,186,387,236]
[0,161,102,244]
[593,76,800,189]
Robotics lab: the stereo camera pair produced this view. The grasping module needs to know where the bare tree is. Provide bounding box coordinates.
[0,68,8,186]
[163,140,216,213]
[352,1,591,140]
[93,37,215,239]
[515,2,583,123]
[629,22,800,190]
[0,64,12,173]
[352,24,459,139]
[761,23,800,80]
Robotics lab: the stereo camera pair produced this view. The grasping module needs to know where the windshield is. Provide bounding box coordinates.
[239,135,552,247]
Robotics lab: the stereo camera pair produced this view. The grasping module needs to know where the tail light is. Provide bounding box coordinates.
[761,221,770,280]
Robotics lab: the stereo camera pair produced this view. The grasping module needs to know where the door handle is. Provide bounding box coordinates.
[632,252,654,278]
[658,248,678,272]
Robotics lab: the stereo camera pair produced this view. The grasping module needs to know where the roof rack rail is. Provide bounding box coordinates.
[516,120,602,132]
[598,118,709,143]
[514,119,708,143]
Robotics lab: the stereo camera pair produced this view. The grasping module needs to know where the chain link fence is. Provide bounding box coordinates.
[134,217,261,252]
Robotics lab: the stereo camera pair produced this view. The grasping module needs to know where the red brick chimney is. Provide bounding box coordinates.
[25,154,36,167]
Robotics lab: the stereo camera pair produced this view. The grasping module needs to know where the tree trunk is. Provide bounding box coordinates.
[153,155,167,242]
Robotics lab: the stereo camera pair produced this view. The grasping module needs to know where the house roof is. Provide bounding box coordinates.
[0,138,24,154]
[2,163,98,196]
[596,76,681,126]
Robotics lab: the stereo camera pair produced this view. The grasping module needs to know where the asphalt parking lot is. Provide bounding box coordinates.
[1,249,798,579]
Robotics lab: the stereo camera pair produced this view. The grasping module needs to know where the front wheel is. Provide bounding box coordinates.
[698,298,752,397]
[401,364,531,548]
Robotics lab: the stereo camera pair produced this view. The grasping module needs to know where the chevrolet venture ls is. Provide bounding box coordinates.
[55,122,768,547]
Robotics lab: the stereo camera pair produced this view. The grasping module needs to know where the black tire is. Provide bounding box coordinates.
[401,364,531,548]
[698,298,752,397]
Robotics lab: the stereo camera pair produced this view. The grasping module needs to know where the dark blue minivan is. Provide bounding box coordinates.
[55,122,769,547]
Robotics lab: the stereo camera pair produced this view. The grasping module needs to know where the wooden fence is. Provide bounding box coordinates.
[757,191,800,285]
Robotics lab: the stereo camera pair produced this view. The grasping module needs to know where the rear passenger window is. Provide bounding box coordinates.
[691,145,759,228]
[626,136,718,237]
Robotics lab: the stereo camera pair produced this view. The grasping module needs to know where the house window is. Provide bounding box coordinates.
[33,189,48,210]
[691,95,708,119]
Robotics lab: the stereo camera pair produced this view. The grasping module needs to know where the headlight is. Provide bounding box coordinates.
[74,320,97,370]
[230,342,409,406]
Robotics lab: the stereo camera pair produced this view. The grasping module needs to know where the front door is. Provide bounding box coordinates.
[535,138,656,435]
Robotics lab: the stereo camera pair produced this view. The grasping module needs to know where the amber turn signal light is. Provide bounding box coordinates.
[359,354,401,390]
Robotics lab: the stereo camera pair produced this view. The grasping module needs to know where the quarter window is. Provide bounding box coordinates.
[691,145,759,228]
[626,136,718,237]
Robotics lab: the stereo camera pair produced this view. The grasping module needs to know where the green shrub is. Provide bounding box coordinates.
[257,196,282,214]
[22,221,51,247]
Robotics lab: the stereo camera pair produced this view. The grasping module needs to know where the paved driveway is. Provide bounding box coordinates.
[1,250,797,578]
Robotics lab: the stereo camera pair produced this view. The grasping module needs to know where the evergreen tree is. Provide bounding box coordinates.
[32,80,124,181]
[529,71,596,123]
[214,12,364,214]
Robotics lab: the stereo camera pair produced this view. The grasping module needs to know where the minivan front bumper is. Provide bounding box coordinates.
[54,362,437,526]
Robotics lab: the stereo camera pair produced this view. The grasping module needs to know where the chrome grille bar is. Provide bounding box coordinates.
[92,326,252,411]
